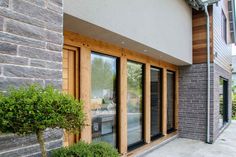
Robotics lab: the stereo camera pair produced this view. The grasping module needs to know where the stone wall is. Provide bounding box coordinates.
[179,63,232,143]
[0,0,63,91]
[210,63,232,142]
[0,0,63,156]
[179,63,208,141]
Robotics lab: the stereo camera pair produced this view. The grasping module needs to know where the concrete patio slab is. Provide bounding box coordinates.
[140,121,236,157]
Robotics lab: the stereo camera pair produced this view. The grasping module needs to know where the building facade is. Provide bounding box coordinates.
[232,54,236,85]
[0,0,234,156]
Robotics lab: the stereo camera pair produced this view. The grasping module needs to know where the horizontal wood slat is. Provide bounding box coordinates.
[192,8,214,64]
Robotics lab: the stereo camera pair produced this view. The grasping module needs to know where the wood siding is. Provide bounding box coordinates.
[192,0,232,72]
[213,0,232,72]
[64,30,179,156]
[192,7,214,64]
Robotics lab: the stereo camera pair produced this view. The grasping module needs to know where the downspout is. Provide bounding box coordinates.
[204,3,211,144]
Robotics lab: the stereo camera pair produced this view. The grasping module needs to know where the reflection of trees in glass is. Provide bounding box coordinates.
[91,55,116,99]
[127,62,142,95]
[91,53,117,146]
[127,61,143,146]
[127,62,143,112]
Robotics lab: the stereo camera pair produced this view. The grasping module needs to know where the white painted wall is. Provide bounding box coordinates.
[64,0,192,64]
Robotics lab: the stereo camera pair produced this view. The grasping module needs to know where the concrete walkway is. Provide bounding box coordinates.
[141,121,236,157]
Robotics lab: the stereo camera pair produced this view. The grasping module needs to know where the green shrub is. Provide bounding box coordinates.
[52,142,120,157]
[52,141,91,157]
[232,94,236,119]
[0,84,86,157]
[90,142,119,157]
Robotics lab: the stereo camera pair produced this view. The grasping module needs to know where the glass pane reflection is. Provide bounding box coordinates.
[91,52,117,147]
[127,61,144,147]
[151,68,162,139]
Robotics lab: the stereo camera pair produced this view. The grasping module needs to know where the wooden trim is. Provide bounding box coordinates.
[119,55,128,155]
[192,8,214,64]
[62,45,80,146]
[127,131,178,157]
[175,70,179,129]
[162,69,167,135]
[144,63,151,144]
[79,46,92,143]
[64,31,178,72]
[64,30,179,154]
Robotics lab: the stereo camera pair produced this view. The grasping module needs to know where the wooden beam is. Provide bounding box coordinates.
[64,30,179,153]
[64,30,178,72]
[144,63,151,143]
[175,70,179,130]
[80,46,92,143]
[119,54,128,155]
[162,68,167,135]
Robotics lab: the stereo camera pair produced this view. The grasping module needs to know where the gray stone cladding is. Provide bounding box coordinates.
[179,63,208,141]
[179,63,232,143]
[0,0,63,156]
[210,63,232,142]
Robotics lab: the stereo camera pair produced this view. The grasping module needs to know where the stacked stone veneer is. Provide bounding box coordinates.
[179,63,232,143]
[179,64,208,141]
[0,0,63,156]
[210,63,232,142]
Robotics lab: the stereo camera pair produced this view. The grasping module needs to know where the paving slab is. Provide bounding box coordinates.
[140,121,236,157]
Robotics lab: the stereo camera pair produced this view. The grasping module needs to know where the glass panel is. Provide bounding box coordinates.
[91,52,117,147]
[167,71,175,131]
[127,61,144,147]
[219,78,224,128]
[219,78,228,129]
[151,68,162,139]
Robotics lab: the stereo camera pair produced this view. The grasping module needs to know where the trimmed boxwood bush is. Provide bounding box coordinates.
[0,84,85,157]
[52,141,120,157]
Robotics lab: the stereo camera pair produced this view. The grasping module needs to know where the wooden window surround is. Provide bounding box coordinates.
[63,30,179,156]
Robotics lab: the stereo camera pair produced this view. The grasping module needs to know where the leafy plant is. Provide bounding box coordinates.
[52,141,91,157]
[52,141,120,157]
[232,93,236,120]
[0,84,86,157]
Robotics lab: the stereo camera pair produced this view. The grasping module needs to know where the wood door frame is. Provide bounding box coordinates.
[63,45,80,146]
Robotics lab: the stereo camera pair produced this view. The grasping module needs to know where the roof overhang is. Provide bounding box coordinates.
[187,0,236,44]
[186,0,220,10]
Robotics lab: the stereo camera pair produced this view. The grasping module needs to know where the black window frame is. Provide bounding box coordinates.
[91,51,120,149]
[150,66,163,141]
[167,70,176,134]
[219,77,229,129]
[127,60,145,151]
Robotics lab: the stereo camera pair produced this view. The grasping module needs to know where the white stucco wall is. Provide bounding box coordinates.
[64,0,192,64]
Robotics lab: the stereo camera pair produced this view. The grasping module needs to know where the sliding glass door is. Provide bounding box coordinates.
[219,77,228,129]
[91,52,118,147]
[151,67,162,140]
[167,71,175,132]
[127,61,144,150]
